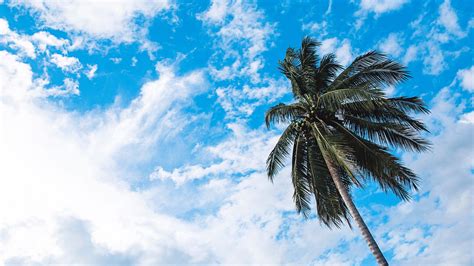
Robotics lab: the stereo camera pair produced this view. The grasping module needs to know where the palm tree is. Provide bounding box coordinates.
[265,37,430,265]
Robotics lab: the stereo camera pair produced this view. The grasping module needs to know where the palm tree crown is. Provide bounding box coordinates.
[265,37,431,227]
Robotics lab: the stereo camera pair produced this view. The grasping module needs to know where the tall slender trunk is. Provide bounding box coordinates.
[323,155,389,266]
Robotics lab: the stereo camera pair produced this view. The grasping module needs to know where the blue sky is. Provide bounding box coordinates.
[0,0,473,265]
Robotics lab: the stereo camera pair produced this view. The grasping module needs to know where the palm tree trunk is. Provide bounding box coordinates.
[323,155,389,266]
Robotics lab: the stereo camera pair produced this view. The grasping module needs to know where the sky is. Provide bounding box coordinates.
[0,0,473,265]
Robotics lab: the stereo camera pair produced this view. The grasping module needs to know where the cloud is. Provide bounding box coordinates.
[355,0,409,29]
[0,18,36,58]
[31,31,70,52]
[320,38,354,66]
[50,53,82,73]
[358,0,409,15]
[0,52,214,263]
[438,0,465,38]
[301,21,328,38]
[401,1,469,75]
[457,65,474,92]
[198,0,228,23]
[199,0,275,83]
[402,44,418,65]
[378,33,404,57]
[215,78,288,118]
[7,0,173,49]
[85,64,98,80]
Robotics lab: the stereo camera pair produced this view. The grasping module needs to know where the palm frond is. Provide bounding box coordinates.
[343,115,432,152]
[329,51,410,92]
[267,122,298,181]
[331,121,419,200]
[306,136,351,227]
[292,134,312,217]
[265,103,306,128]
[315,53,343,92]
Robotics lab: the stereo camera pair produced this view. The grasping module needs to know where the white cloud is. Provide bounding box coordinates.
[50,53,82,73]
[0,18,36,58]
[459,111,474,124]
[199,0,274,83]
[31,31,70,52]
[358,0,409,15]
[320,38,354,66]
[422,42,445,75]
[438,0,465,38]
[198,0,229,23]
[85,64,98,80]
[378,33,404,57]
[355,0,409,29]
[215,78,288,118]
[0,53,215,264]
[457,66,474,92]
[41,78,80,97]
[8,0,173,49]
[0,51,79,99]
[402,44,418,65]
[110,57,122,64]
[0,51,34,101]
[301,21,328,38]
[402,1,469,74]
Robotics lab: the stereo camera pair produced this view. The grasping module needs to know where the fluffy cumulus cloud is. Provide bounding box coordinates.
[0,50,210,264]
[0,18,36,58]
[50,53,82,73]
[438,0,465,38]
[378,33,404,57]
[6,0,173,50]
[457,65,474,92]
[31,31,70,52]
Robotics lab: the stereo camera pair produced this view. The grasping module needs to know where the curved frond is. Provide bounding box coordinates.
[318,85,384,112]
[265,103,306,128]
[306,136,351,227]
[329,51,410,92]
[278,48,306,98]
[342,114,431,152]
[331,121,419,200]
[266,123,298,181]
[341,98,430,132]
[292,134,312,217]
[315,53,343,91]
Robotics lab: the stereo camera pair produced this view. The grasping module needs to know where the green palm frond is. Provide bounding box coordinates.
[278,48,306,98]
[343,115,431,152]
[306,136,351,227]
[329,51,410,92]
[265,103,305,128]
[316,54,343,91]
[317,85,384,112]
[292,134,312,217]
[341,98,430,132]
[331,121,419,200]
[266,122,298,181]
